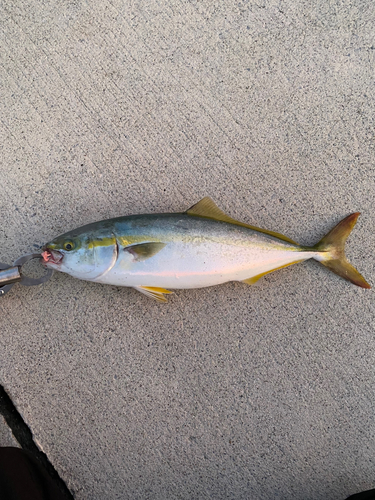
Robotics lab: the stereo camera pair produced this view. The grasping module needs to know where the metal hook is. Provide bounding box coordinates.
[0,253,54,297]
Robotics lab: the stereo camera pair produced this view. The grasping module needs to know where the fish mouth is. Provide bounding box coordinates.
[41,248,64,267]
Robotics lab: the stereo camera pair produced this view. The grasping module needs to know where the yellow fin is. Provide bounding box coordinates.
[313,212,371,289]
[186,197,298,245]
[135,286,173,302]
[187,197,235,222]
[242,274,266,285]
[242,260,305,285]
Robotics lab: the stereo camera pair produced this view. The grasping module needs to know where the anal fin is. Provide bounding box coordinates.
[134,286,173,302]
[243,274,266,285]
[242,260,304,285]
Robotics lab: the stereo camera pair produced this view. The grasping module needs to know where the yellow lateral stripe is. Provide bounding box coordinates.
[242,259,304,285]
[87,236,116,249]
[87,236,165,249]
[116,235,166,247]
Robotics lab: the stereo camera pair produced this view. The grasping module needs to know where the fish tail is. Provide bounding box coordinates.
[312,212,370,288]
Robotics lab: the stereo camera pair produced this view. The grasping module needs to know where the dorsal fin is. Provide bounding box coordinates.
[186,197,234,222]
[186,197,298,245]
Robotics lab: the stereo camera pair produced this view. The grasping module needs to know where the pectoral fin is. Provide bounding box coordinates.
[125,242,166,261]
[134,286,173,302]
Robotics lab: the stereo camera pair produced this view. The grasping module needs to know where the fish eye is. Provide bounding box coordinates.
[64,241,75,251]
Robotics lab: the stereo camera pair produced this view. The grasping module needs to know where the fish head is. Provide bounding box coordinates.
[41,224,115,280]
[41,228,96,277]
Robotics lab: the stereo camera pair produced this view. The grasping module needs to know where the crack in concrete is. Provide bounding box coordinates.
[0,384,74,499]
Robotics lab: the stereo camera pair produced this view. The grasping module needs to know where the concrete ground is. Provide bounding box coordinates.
[0,416,19,448]
[0,0,374,498]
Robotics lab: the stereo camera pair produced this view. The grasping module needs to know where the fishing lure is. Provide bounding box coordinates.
[1,198,370,301]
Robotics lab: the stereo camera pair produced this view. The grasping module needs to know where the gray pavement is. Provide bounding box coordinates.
[0,415,19,448]
[0,0,374,498]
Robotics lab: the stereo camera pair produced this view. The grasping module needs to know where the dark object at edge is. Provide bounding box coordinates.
[347,489,375,500]
[0,448,67,500]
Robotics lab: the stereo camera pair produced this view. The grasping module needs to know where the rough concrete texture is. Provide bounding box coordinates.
[0,0,374,498]
[0,415,19,448]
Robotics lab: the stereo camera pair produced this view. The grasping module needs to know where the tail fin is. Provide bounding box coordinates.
[313,212,370,289]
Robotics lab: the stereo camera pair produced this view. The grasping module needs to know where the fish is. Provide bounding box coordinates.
[41,197,370,302]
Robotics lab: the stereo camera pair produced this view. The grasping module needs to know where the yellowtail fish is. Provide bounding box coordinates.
[41,197,370,302]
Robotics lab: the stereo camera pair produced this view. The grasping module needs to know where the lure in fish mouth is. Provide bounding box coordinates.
[41,248,64,267]
[40,197,371,302]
